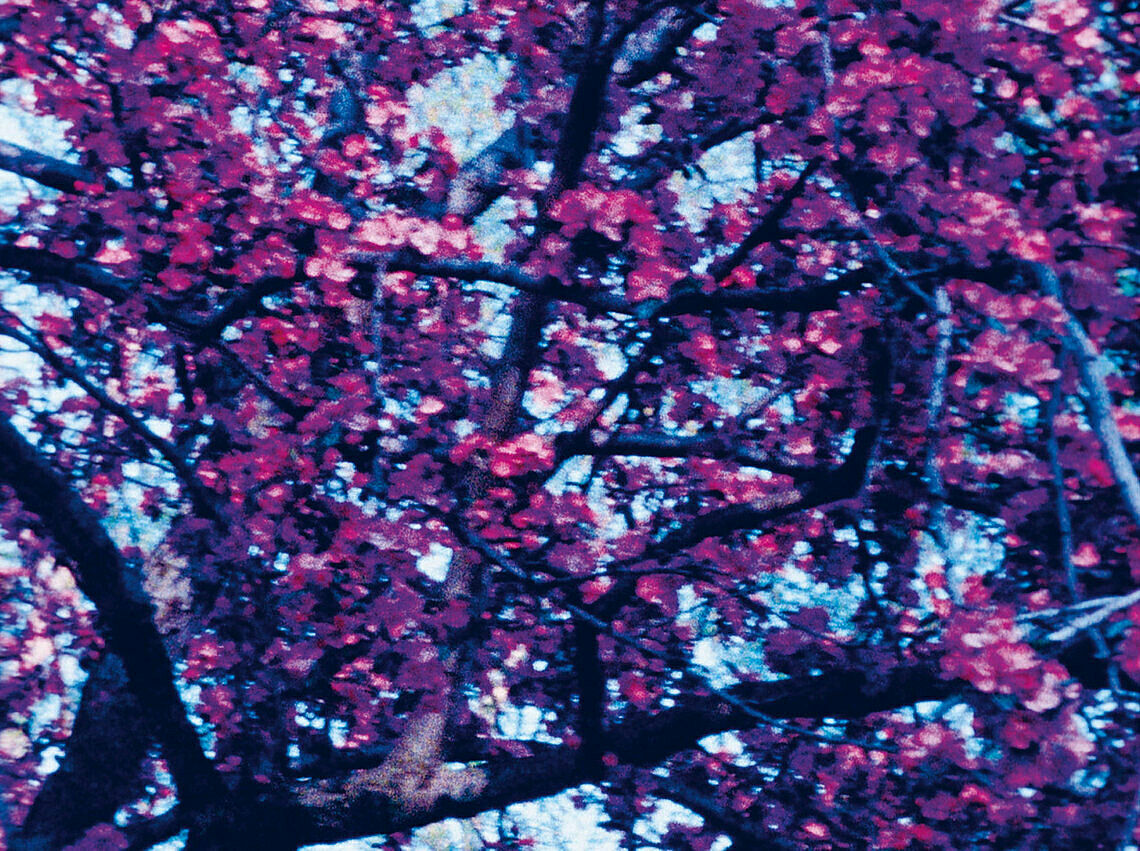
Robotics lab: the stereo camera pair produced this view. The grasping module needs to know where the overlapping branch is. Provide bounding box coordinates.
[120,656,952,847]
[281,661,950,846]
[0,233,865,348]
[390,250,866,319]
[0,314,224,521]
[355,0,634,823]
[1034,263,1140,527]
[648,425,877,554]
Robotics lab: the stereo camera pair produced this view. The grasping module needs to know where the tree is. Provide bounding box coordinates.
[0,0,1138,847]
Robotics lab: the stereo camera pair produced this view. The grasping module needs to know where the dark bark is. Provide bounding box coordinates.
[0,140,114,194]
[0,243,135,302]
[573,618,606,778]
[277,662,954,847]
[705,157,823,284]
[14,655,149,851]
[0,417,226,821]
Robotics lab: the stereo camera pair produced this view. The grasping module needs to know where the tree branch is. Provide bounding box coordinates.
[705,156,823,284]
[187,270,301,341]
[1045,588,1140,643]
[647,771,796,850]
[2,235,861,344]
[550,0,615,191]
[385,253,633,313]
[0,417,226,815]
[0,242,136,302]
[0,238,306,346]
[0,318,223,521]
[1043,348,1117,685]
[650,425,877,554]
[16,654,149,850]
[1034,263,1140,527]
[656,270,861,318]
[444,124,529,220]
[0,140,116,194]
[610,3,710,88]
[573,616,606,778]
[923,284,952,549]
[1117,770,1140,851]
[1046,357,1084,595]
[390,253,864,319]
[282,661,950,846]
[562,429,837,480]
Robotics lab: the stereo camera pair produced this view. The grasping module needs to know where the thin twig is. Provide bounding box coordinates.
[0,312,223,521]
[1045,588,1140,643]
[812,0,932,307]
[923,285,952,550]
[1047,350,1080,597]
[1017,593,1140,623]
[1072,241,1140,260]
[439,507,903,754]
[1045,348,1118,687]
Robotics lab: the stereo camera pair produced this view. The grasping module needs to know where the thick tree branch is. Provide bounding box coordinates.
[16,653,149,850]
[610,4,710,88]
[573,617,606,778]
[550,0,614,191]
[444,124,529,220]
[0,242,136,302]
[0,417,226,815]
[281,662,951,846]
[139,590,1122,848]
[0,140,115,194]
